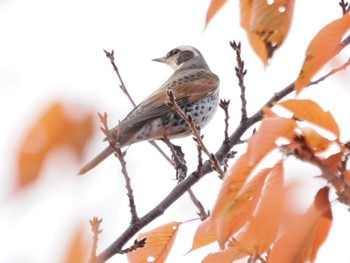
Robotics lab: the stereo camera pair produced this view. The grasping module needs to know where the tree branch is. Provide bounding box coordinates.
[95,40,347,262]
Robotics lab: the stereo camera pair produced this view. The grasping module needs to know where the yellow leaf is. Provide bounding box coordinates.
[205,0,228,26]
[278,99,340,137]
[295,13,350,92]
[127,222,181,263]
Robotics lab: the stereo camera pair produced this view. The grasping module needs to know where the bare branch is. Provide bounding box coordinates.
[89,217,103,263]
[98,113,139,224]
[119,238,147,254]
[339,0,350,15]
[309,57,350,86]
[230,41,248,122]
[219,99,230,142]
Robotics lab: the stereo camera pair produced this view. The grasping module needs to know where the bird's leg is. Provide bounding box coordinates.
[162,137,187,182]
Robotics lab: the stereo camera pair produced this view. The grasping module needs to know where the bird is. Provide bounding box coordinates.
[79,46,220,175]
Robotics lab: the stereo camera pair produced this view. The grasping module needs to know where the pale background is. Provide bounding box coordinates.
[1,0,350,262]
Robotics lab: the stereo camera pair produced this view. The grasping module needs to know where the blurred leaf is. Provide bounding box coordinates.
[295,13,350,92]
[62,226,88,263]
[127,222,181,263]
[236,162,284,255]
[279,99,340,137]
[247,108,297,165]
[241,0,295,65]
[321,152,343,174]
[268,187,332,263]
[301,126,333,153]
[212,153,255,222]
[205,0,228,26]
[17,102,94,189]
[215,167,272,248]
[202,241,246,263]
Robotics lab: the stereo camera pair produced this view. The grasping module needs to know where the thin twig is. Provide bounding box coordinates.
[187,189,209,221]
[219,99,230,142]
[309,56,350,86]
[230,41,248,122]
[119,238,147,254]
[162,137,188,182]
[89,217,103,263]
[339,0,350,15]
[103,49,173,166]
[166,89,225,177]
[98,113,139,224]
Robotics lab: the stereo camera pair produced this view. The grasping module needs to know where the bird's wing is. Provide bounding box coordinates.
[121,69,219,130]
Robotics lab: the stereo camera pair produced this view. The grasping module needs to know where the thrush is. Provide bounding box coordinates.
[79,46,220,175]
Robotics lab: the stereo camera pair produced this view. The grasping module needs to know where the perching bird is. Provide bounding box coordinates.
[79,46,220,175]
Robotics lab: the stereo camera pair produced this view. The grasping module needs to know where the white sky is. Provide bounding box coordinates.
[1,0,350,262]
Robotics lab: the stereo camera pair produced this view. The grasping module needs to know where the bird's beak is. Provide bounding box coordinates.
[152,57,166,63]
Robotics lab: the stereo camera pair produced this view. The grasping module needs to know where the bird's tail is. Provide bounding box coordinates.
[78,146,114,175]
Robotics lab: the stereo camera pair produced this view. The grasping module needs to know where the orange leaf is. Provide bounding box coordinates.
[189,218,217,252]
[301,126,332,153]
[247,109,297,165]
[17,102,94,189]
[212,153,255,221]
[215,167,272,248]
[202,241,247,263]
[127,222,181,263]
[295,13,350,92]
[205,0,228,26]
[62,226,88,263]
[241,0,295,64]
[241,0,268,64]
[321,152,343,174]
[343,169,350,186]
[268,187,332,263]
[278,99,340,137]
[237,162,284,255]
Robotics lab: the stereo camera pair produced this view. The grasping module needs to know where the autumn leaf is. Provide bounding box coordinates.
[247,107,297,165]
[295,13,350,92]
[205,0,228,26]
[215,167,272,248]
[211,153,255,221]
[127,222,181,263]
[241,0,295,65]
[278,99,340,137]
[236,162,284,255]
[202,241,246,263]
[17,102,94,189]
[321,152,343,175]
[62,226,88,263]
[189,217,217,252]
[301,126,333,153]
[268,187,332,263]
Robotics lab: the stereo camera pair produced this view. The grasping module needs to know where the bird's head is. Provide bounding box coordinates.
[152,46,207,70]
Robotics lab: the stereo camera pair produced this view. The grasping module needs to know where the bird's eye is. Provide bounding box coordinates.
[167,48,181,57]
